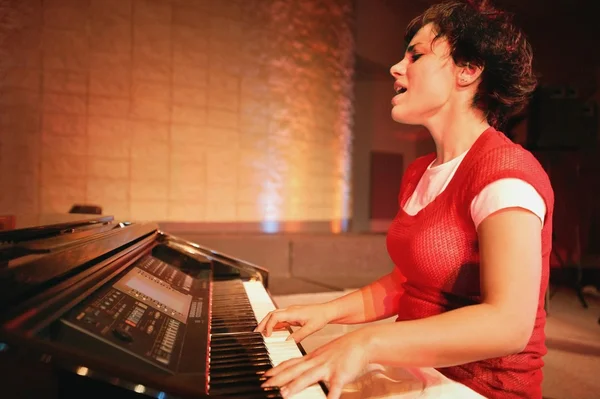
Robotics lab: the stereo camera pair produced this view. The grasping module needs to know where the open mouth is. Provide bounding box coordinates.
[395,86,407,94]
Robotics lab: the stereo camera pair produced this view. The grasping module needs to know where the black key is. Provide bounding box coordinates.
[211,337,264,344]
[213,296,250,301]
[211,320,258,326]
[211,338,265,347]
[211,344,266,354]
[209,362,272,373]
[212,337,260,344]
[212,306,253,311]
[212,326,255,334]
[211,340,266,349]
[209,384,281,396]
[211,332,263,340]
[210,369,267,379]
[212,325,259,331]
[213,312,254,318]
[210,355,271,366]
[210,351,267,360]
[223,394,281,399]
[212,316,257,323]
[209,374,269,386]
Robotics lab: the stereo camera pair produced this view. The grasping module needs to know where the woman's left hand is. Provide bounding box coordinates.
[261,329,371,399]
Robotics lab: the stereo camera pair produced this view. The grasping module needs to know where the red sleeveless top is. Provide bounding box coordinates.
[386,128,554,399]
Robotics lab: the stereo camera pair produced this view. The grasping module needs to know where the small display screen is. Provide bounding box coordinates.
[114,266,192,321]
[125,275,190,315]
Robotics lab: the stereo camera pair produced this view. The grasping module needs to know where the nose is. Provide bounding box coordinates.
[390,59,407,78]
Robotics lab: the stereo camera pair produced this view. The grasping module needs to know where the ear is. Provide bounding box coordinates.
[457,63,484,87]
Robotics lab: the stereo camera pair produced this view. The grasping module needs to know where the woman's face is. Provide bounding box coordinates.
[390,23,459,125]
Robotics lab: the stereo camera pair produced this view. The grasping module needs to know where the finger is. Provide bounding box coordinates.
[264,311,283,337]
[274,321,292,330]
[280,363,327,398]
[262,357,319,389]
[262,357,304,379]
[326,381,344,399]
[287,324,316,343]
[254,311,273,332]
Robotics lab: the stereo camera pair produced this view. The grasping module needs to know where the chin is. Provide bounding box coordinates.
[391,109,421,125]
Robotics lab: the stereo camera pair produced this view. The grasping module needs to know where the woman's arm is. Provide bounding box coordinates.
[256,267,405,339]
[324,266,405,325]
[362,207,542,367]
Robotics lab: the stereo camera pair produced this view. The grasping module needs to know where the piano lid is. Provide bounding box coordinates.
[0,214,115,243]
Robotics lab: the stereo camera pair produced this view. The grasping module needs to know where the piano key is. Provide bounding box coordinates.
[210,353,262,360]
[213,296,251,301]
[209,384,281,396]
[212,315,257,321]
[212,305,254,311]
[210,374,269,385]
[208,280,327,398]
[210,333,265,344]
[210,352,269,360]
[210,355,272,367]
[211,323,259,330]
[242,280,328,399]
[210,368,268,379]
[212,326,258,334]
[210,362,272,374]
[211,341,266,350]
[211,319,258,325]
[212,392,282,399]
[211,343,266,353]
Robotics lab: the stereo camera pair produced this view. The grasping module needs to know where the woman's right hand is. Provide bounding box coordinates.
[254,303,334,343]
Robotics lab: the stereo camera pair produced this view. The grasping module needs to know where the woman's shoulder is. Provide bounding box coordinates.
[474,135,547,175]
[465,134,554,204]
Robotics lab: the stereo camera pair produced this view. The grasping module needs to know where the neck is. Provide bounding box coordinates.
[424,103,491,167]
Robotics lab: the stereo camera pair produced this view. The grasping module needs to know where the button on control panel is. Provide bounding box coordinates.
[60,253,210,373]
[155,319,181,365]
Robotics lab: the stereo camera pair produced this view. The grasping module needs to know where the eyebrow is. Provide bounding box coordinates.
[406,43,420,54]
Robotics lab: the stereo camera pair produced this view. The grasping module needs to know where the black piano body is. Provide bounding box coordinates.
[0,214,327,399]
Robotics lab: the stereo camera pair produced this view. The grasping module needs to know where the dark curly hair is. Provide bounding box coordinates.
[405,0,537,128]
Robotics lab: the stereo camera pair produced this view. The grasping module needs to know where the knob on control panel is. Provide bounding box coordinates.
[112,327,133,343]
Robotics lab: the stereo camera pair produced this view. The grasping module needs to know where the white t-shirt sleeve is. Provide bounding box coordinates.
[470,178,547,229]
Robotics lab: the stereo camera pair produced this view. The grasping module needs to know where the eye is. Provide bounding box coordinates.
[412,53,422,61]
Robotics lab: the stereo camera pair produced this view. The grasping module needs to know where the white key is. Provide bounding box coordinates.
[243,281,327,399]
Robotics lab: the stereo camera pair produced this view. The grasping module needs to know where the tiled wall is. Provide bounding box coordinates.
[0,0,354,224]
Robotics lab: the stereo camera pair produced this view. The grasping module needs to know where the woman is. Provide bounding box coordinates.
[257,1,553,398]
